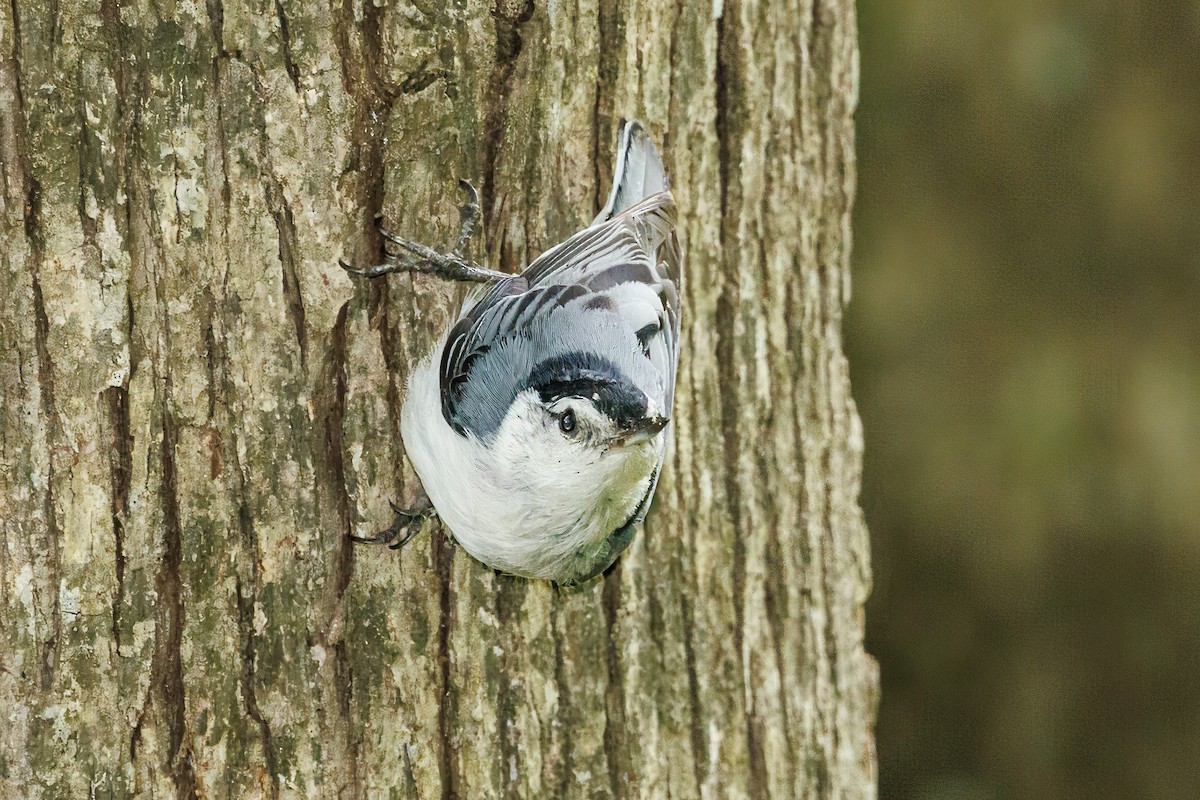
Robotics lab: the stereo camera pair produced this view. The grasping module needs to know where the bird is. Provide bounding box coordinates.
[341,121,681,585]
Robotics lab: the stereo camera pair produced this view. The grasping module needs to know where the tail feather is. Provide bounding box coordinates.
[595,120,669,224]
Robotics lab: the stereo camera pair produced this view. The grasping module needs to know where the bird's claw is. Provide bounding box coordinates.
[338,257,368,275]
[339,179,496,283]
[349,499,435,550]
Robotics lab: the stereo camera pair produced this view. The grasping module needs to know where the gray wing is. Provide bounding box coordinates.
[439,193,681,439]
[439,120,681,439]
[522,192,681,407]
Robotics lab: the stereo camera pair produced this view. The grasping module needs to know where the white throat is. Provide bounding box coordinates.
[400,353,660,582]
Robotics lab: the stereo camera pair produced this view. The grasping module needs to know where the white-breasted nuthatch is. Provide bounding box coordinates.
[342,121,680,585]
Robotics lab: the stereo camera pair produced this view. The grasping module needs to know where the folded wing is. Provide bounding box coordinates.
[438,123,682,440]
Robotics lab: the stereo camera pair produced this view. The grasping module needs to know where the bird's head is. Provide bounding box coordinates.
[486,352,668,532]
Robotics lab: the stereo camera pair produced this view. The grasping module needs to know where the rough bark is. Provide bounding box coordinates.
[0,0,873,797]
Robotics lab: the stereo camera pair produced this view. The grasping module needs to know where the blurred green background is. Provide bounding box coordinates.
[849,2,1200,799]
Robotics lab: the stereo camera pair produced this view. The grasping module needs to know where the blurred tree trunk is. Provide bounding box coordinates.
[0,0,873,797]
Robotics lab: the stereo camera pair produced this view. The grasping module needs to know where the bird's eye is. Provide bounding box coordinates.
[559,410,577,435]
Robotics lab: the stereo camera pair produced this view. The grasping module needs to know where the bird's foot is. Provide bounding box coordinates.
[339,180,507,284]
[349,499,436,550]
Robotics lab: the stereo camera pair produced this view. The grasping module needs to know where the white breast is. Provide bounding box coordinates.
[400,349,658,582]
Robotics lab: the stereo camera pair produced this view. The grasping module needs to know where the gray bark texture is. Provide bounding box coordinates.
[0,0,874,796]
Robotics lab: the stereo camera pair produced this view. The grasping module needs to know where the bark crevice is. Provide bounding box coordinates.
[154,398,198,798]
[679,589,708,791]
[333,0,392,273]
[318,301,361,792]
[549,592,572,798]
[30,273,62,692]
[102,386,132,649]
[255,98,309,372]
[591,0,620,215]
[481,0,534,230]
[714,5,770,798]
[236,569,279,800]
[273,0,302,94]
[435,527,459,800]
[205,0,225,56]
[602,564,629,800]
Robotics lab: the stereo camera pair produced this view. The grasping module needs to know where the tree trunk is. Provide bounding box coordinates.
[0,0,873,796]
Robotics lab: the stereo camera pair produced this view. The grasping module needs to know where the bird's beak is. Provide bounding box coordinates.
[613,414,670,447]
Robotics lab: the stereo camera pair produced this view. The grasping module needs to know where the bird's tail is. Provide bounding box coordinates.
[594,120,669,224]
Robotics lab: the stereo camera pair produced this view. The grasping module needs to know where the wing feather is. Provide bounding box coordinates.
[438,145,681,438]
